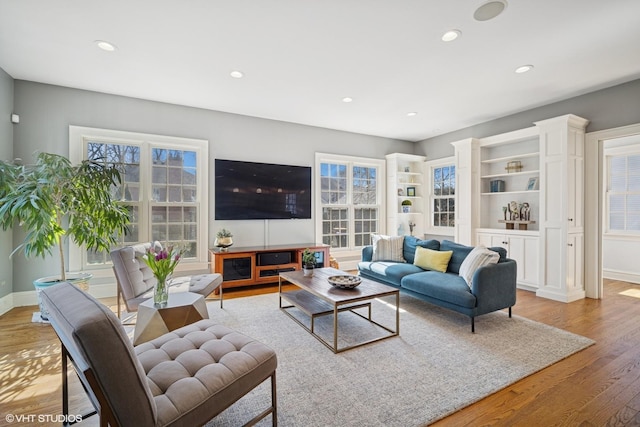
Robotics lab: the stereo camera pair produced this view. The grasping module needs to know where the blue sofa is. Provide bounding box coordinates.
[358,236,517,332]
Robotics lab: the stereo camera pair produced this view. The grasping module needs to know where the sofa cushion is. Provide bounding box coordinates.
[358,261,424,283]
[413,247,453,273]
[371,234,405,262]
[401,271,476,309]
[403,236,440,264]
[459,245,500,287]
[439,240,475,274]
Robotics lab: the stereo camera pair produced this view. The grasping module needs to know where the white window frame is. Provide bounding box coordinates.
[424,156,456,236]
[315,153,385,258]
[68,126,209,277]
[603,144,640,236]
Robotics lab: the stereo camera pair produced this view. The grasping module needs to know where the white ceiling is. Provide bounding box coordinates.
[1,0,639,142]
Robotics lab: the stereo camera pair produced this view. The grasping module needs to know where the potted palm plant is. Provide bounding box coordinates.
[0,152,130,319]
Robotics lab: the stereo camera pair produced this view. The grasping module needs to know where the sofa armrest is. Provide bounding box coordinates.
[471,259,517,314]
[362,245,373,262]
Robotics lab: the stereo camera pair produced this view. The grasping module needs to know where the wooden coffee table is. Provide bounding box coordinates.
[279,267,399,353]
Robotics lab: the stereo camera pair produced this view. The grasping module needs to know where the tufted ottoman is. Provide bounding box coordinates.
[135,320,278,425]
[42,282,278,426]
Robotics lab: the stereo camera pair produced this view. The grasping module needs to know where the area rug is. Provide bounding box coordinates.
[203,292,594,427]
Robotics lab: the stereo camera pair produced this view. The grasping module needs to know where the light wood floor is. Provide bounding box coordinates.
[1,280,640,426]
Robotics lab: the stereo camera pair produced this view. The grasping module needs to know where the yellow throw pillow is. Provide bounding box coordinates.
[413,247,453,273]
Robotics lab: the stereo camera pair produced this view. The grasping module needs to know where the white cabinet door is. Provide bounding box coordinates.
[476,231,539,289]
[507,236,525,283]
[522,236,539,286]
[566,233,584,291]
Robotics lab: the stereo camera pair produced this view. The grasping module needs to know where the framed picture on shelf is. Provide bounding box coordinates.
[526,177,539,191]
[406,187,416,197]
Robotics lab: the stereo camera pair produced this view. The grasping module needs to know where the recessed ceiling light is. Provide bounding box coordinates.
[441,30,461,42]
[515,64,534,74]
[230,70,244,79]
[474,0,508,21]
[407,112,418,117]
[95,40,117,52]
[342,97,353,103]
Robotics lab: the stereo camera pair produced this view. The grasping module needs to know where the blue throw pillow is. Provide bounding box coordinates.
[403,236,440,264]
[440,240,474,274]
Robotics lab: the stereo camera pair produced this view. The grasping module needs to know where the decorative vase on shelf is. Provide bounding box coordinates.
[154,277,169,308]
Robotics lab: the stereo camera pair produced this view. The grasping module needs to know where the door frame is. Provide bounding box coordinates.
[585,123,640,299]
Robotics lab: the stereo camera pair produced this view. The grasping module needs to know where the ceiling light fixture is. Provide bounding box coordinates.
[342,97,353,103]
[441,30,461,42]
[95,40,117,52]
[515,64,534,74]
[230,70,244,79]
[474,0,508,21]
[407,112,418,117]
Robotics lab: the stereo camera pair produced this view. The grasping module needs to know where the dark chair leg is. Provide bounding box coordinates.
[509,306,512,318]
[271,371,277,426]
[471,316,475,333]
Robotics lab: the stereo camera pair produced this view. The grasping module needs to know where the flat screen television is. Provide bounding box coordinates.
[215,159,312,220]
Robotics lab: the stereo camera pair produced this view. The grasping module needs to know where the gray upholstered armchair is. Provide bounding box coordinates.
[42,282,277,426]
[110,243,223,319]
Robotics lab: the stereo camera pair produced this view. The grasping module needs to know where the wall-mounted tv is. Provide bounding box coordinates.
[215,159,312,220]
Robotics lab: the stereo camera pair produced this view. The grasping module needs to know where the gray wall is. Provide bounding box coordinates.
[0,68,14,299]
[417,79,640,158]
[10,80,414,293]
[6,75,640,295]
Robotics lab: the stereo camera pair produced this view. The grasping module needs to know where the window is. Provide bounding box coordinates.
[425,158,455,232]
[69,126,209,273]
[606,150,640,233]
[315,153,384,252]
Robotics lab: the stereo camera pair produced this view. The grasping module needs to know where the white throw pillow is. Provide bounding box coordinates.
[371,234,405,262]
[459,245,500,287]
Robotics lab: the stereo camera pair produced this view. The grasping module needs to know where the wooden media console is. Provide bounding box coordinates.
[209,243,330,290]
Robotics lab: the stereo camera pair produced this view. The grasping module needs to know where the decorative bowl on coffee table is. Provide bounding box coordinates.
[327,275,362,289]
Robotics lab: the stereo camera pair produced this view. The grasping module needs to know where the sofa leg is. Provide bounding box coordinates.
[509,307,512,318]
[471,317,475,333]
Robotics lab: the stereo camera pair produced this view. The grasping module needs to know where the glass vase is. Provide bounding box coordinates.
[154,277,169,308]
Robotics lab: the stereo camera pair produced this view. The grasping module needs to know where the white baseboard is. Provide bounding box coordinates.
[0,293,14,317]
[603,269,640,285]
[2,282,118,314]
[517,283,538,293]
[536,287,586,303]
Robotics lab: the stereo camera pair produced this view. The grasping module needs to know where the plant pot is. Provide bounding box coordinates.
[215,237,233,251]
[302,266,314,277]
[402,206,411,213]
[33,272,93,321]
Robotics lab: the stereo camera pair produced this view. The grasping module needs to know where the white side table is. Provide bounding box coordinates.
[133,292,209,345]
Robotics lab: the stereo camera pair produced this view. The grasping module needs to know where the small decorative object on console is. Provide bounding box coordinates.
[302,248,317,277]
[215,228,233,251]
[327,275,362,289]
